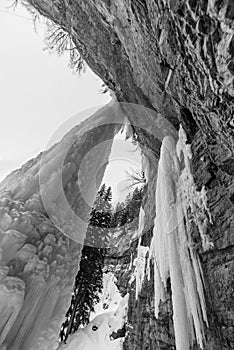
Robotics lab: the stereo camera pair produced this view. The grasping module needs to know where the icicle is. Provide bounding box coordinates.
[138,207,145,236]
[176,201,206,349]
[157,136,190,350]
[133,237,149,300]
[128,253,133,271]
[149,130,210,350]
[190,250,209,327]
[153,259,165,318]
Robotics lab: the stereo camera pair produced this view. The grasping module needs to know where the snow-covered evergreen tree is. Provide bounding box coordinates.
[111,187,144,227]
[60,185,113,343]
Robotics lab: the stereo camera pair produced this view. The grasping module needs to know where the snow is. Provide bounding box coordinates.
[149,127,211,350]
[92,272,122,317]
[58,279,129,350]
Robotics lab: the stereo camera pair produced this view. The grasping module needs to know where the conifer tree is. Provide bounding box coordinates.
[111,186,144,228]
[60,184,113,342]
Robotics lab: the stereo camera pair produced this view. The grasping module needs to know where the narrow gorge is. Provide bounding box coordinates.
[0,0,233,349]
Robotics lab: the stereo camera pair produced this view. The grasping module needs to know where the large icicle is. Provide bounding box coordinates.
[149,128,210,350]
[137,207,145,236]
[133,237,149,299]
[131,206,149,299]
[152,136,190,349]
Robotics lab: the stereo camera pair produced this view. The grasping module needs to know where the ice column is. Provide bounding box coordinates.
[149,129,211,350]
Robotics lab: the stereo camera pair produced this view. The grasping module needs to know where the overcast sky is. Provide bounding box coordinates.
[0,0,141,202]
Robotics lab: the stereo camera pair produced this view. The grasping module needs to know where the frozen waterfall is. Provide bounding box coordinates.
[149,127,212,350]
[0,104,123,350]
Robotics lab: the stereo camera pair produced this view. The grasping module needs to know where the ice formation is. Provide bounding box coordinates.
[133,238,149,299]
[0,105,123,350]
[149,127,212,350]
[137,207,145,236]
[131,207,149,299]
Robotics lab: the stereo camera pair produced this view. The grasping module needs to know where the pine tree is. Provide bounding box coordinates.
[111,202,125,228]
[60,185,113,342]
[111,186,144,228]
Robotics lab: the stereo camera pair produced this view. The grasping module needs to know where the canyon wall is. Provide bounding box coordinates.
[3,0,234,348]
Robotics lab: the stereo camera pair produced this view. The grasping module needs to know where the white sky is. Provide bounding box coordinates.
[0,0,142,202]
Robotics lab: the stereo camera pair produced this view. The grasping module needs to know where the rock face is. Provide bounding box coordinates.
[27,0,234,157]
[3,0,234,349]
[0,105,121,350]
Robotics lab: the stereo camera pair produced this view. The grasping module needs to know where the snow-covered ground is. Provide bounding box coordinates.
[59,273,128,350]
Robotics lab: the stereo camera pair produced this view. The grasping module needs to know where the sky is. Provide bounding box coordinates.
[102,131,142,204]
[0,0,142,202]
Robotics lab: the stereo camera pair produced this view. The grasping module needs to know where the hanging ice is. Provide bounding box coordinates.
[137,207,145,236]
[133,237,149,300]
[131,207,149,299]
[149,127,211,350]
[0,103,124,350]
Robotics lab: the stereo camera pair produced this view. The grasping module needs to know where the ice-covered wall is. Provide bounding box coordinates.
[0,104,122,350]
[0,197,79,350]
[133,239,149,300]
[149,128,213,350]
[130,208,149,300]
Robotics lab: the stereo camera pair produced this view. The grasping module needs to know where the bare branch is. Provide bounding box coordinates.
[124,167,146,190]
[45,21,85,74]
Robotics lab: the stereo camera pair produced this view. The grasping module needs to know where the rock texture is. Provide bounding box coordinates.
[27,0,234,157]
[3,0,234,349]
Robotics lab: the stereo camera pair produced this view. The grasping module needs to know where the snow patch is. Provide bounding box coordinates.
[92,272,122,316]
[59,273,128,350]
[58,294,129,350]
